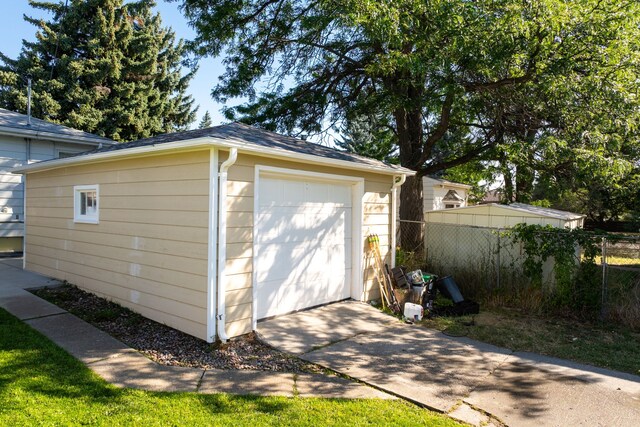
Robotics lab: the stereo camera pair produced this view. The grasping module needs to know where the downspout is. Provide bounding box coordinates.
[217,148,238,343]
[206,149,219,343]
[390,174,407,268]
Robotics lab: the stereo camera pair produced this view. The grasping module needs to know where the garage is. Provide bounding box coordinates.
[16,122,414,341]
[254,169,358,319]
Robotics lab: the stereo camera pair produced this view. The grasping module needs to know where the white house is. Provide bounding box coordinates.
[0,108,113,253]
[423,176,471,212]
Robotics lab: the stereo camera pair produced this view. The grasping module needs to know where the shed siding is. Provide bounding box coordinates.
[223,152,393,337]
[24,150,210,339]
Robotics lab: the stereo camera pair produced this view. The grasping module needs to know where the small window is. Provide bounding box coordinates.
[57,151,77,159]
[74,185,99,223]
[445,204,457,209]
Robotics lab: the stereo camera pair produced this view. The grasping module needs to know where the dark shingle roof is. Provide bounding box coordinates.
[0,108,113,144]
[78,122,410,172]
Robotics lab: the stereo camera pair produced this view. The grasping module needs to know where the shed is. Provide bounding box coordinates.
[0,108,113,253]
[14,123,413,342]
[424,203,586,288]
[424,203,585,229]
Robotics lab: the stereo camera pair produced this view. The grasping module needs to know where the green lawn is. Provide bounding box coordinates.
[0,309,461,426]
[421,309,640,376]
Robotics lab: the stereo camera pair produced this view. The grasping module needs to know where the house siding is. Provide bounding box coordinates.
[24,150,210,339]
[223,152,393,337]
[0,135,90,243]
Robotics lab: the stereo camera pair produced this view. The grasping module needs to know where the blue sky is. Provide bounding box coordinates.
[0,1,230,128]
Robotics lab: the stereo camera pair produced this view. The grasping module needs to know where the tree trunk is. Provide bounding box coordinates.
[395,106,425,252]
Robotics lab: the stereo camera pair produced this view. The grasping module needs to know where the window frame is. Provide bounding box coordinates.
[73,184,100,224]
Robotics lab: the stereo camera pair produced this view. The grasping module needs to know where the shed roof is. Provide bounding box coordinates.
[433,203,585,221]
[14,122,414,176]
[0,108,114,145]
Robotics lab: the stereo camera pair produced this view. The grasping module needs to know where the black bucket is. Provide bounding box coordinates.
[436,276,464,304]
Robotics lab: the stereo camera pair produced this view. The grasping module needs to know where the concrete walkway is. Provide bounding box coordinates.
[259,301,640,427]
[0,258,392,400]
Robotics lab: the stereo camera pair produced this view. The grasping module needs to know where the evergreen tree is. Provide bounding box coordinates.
[335,115,397,163]
[0,0,196,141]
[198,110,212,129]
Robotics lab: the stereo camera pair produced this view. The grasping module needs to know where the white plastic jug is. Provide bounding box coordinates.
[403,302,424,321]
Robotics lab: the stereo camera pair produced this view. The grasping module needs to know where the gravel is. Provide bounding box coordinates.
[31,285,323,373]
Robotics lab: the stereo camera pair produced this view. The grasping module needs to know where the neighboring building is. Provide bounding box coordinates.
[425,202,586,230]
[0,108,113,253]
[424,203,586,287]
[14,123,414,342]
[423,176,471,211]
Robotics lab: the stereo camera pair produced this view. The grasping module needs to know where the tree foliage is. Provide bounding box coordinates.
[0,0,197,141]
[177,0,640,231]
[198,110,212,129]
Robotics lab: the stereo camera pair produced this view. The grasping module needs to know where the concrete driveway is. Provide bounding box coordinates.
[259,301,640,427]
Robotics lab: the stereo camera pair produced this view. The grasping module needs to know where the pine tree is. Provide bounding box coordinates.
[198,111,212,129]
[0,0,196,141]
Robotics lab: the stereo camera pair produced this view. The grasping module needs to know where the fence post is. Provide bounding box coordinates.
[496,230,501,290]
[600,236,608,320]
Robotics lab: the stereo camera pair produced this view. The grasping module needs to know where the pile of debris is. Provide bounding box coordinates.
[368,234,479,322]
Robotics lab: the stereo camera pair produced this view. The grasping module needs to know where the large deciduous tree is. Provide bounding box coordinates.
[177,0,639,244]
[0,0,196,141]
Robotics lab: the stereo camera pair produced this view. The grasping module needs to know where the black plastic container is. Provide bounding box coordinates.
[436,276,465,304]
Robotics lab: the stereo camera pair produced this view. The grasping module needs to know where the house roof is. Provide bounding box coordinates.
[14,122,415,176]
[442,189,465,202]
[0,108,114,146]
[424,176,472,190]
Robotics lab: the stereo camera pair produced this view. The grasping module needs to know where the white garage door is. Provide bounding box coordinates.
[255,175,352,319]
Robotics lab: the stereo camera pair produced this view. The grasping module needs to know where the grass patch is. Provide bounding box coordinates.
[420,309,640,376]
[0,308,461,426]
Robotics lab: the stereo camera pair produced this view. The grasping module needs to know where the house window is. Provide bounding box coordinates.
[445,204,457,209]
[74,185,99,223]
[57,151,77,159]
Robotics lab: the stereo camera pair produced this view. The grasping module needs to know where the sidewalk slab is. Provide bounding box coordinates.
[89,352,203,392]
[0,257,23,270]
[302,324,511,412]
[0,288,66,320]
[0,267,60,289]
[464,354,640,427]
[198,370,295,396]
[294,373,397,399]
[258,301,400,355]
[26,313,137,364]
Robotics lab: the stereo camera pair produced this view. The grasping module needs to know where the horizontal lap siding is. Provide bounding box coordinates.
[223,153,393,337]
[25,150,210,339]
[363,183,392,301]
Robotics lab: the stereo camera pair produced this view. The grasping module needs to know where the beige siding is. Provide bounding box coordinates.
[222,152,393,335]
[25,150,210,340]
[25,147,396,341]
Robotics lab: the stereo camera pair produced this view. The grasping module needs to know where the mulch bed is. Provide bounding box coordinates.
[32,284,322,374]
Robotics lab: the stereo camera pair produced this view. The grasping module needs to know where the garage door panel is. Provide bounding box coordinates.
[256,175,353,319]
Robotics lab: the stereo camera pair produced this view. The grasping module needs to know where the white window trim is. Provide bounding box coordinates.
[74,184,100,224]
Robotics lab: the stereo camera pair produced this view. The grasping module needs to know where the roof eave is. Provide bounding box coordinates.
[0,125,113,146]
[12,136,416,176]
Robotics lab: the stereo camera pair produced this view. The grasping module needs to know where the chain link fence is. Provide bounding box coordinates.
[396,220,640,328]
[602,235,640,328]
